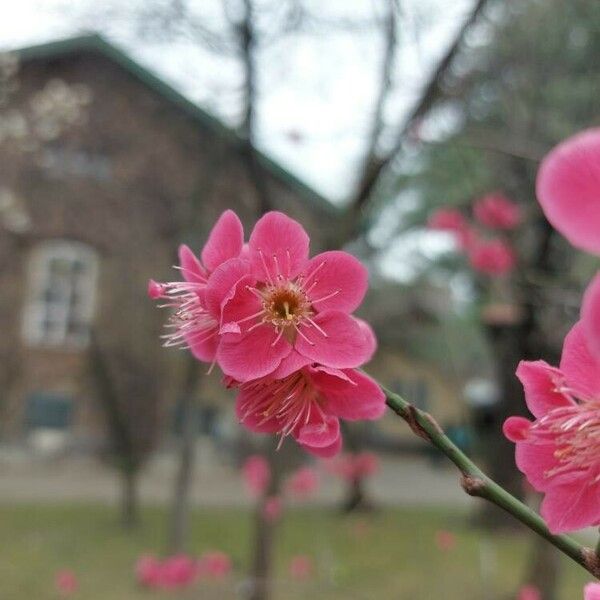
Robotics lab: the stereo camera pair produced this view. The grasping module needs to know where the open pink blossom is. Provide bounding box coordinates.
[216,211,373,381]
[263,495,283,522]
[582,273,600,360]
[233,365,385,457]
[473,193,522,230]
[504,322,600,533]
[135,555,163,588]
[197,551,232,580]
[55,570,78,596]
[469,238,516,276]
[148,210,244,362]
[585,583,600,600]
[427,207,475,250]
[537,128,600,255]
[285,466,319,499]
[242,455,271,497]
[289,555,314,580]
[517,584,541,600]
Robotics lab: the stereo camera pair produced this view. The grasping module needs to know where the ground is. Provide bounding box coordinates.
[0,503,591,599]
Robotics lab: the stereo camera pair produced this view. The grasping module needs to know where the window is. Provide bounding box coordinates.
[25,392,73,430]
[23,240,98,348]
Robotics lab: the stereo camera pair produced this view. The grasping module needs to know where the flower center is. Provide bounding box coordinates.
[262,283,311,328]
[530,402,600,481]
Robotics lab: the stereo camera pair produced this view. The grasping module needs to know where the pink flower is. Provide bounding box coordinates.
[289,555,314,580]
[326,451,380,481]
[233,365,385,457]
[242,455,271,497]
[434,530,456,552]
[286,466,319,499]
[536,128,600,255]
[149,210,244,362]
[215,211,373,381]
[427,208,475,250]
[582,273,600,360]
[197,551,232,580]
[263,495,283,522]
[517,584,541,600]
[585,583,600,600]
[504,322,600,533]
[160,554,198,589]
[135,555,163,588]
[473,193,522,230]
[469,238,516,276]
[55,570,78,596]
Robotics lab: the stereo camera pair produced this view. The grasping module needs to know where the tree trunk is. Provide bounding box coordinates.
[167,358,201,554]
[121,468,140,529]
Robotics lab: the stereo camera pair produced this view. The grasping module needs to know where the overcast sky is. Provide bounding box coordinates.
[0,0,476,205]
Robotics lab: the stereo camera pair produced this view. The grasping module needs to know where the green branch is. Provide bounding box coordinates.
[383,385,600,578]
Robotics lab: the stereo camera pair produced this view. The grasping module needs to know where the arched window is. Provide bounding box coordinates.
[22,240,98,348]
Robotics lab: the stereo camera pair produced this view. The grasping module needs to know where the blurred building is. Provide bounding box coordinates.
[0,34,336,450]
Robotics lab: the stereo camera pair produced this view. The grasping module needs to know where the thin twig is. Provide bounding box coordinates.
[382,385,600,578]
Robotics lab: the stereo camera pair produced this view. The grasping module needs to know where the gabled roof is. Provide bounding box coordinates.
[15,34,337,215]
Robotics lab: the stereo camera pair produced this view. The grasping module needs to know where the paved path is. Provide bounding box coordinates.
[0,444,473,508]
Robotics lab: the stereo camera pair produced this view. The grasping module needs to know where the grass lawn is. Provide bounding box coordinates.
[0,502,591,599]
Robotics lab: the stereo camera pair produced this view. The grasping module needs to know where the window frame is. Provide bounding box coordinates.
[22,240,98,349]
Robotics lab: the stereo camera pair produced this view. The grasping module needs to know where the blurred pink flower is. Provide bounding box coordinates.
[160,554,198,590]
[517,584,541,600]
[326,451,380,482]
[216,211,373,382]
[198,551,232,580]
[469,238,516,276]
[148,210,244,362]
[233,366,385,457]
[242,455,271,497]
[286,466,319,499]
[585,582,600,599]
[289,555,314,580]
[135,555,162,588]
[263,496,283,523]
[582,273,600,360]
[473,193,522,230]
[427,208,475,250]
[504,322,600,533]
[434,530,456,552]
[55,570,78,596]
[536,128,600,255]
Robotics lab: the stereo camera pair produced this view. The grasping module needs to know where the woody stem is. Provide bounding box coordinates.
[382,385,599,578]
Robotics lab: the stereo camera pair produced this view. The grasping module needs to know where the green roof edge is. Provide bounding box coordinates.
[14,33,339,215]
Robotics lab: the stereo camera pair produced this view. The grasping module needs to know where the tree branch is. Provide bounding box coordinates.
[382,385,600,578]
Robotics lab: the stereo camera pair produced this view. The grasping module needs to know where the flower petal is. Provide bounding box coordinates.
[514,440,560,492]
[584,583,600,600]
[295,311,372,369]
[515,360,574,418]
[178,244,207,283]
[217,324,292,381]
[295,413,340,448]
[536,128,600,255]
[299,432,342,458]
[249,211,309,281]
[201,210,244,272]
[186,329,219,363]
[313,367,386,421]
[559,321,600,401]
[502,416,531,442]
[270,351,312,379]
[303,251,368,313]
[204,258,253,318]
[355,318,377,362]
[582,272,600,360]
[540,479,600,534]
